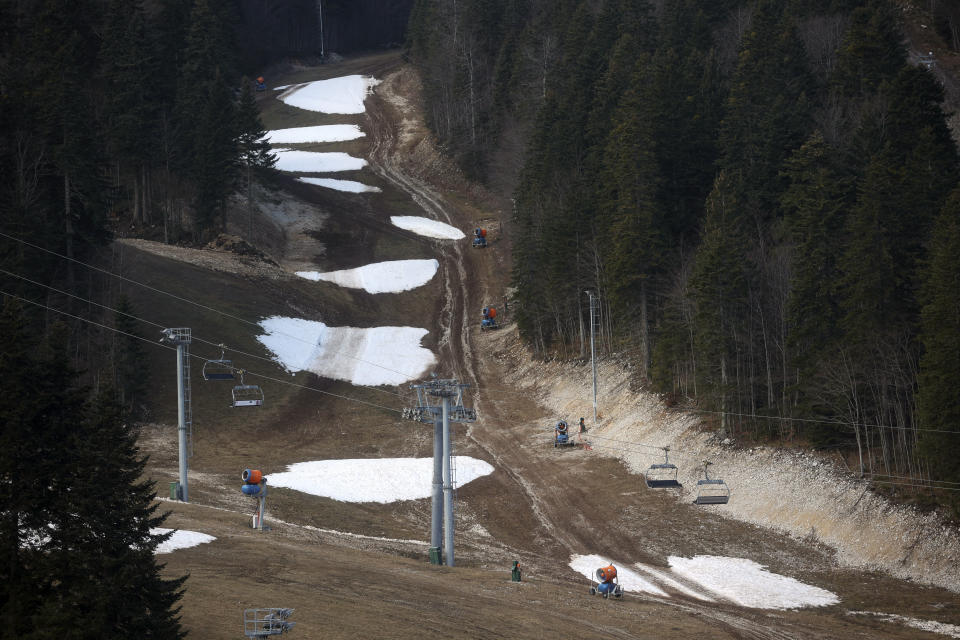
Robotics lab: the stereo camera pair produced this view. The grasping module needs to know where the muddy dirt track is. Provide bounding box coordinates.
[133,52,960,639]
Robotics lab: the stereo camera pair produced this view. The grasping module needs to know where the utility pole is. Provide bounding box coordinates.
[161,328,192,502]
[585,291,598,424]
[403,376,476,567]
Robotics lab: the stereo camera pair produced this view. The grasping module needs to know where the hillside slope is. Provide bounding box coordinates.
[131,52,960,639]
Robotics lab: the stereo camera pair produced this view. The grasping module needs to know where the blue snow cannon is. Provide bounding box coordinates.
[472,228,487,248]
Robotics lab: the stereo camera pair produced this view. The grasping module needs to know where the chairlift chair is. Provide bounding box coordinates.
[693,460,730,505]
[232,370,264,408]
[645,446,681,488]
[202,345,235,381]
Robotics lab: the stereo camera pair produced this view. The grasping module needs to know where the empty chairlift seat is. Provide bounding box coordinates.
[645,447,681,488]
[232,370,264,408]
[693,461,730,505]
[202,345,235,381]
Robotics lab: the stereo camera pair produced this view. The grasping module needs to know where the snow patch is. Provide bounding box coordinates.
[298,177,381,193]
[295,259,438,293]
[152,528,216,554]
[267,457,495,503]
[568,554,668,597]
[257,316,435,386]
[273,149,366,173]
[668,556,839,609]
[266,124,364,144]
[848,611,960,638]
[278,75,380,114]
[390,216,465,240]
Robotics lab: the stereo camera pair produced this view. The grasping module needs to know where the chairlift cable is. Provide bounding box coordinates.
[0,230,422,389]
[0,261,409,400]
[0,289,403,415]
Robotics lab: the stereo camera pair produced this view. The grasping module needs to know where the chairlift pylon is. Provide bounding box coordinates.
[232,370,264,408]
[645,446,681,488]
[202,344,235,381]
[693,460,730,505]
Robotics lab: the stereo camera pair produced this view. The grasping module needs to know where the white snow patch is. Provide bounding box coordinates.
[152,528,216,554]
[267,457,495,503]
[668,556,839,610]
[266,124,365,144]
[633,562,714,601]
[272,84,292,91]
[390,216,466,240]
[273,149,366,173]
[298,177,381,193]
[257,316,435,386]
[568,554,668,597]
[295,259,438,293]
[848,611,960,638]
[278,75,380,114]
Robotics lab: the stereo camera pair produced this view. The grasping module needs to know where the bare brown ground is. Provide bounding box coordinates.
[130,51,960,639]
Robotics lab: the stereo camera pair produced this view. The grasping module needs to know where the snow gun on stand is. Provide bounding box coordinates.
[553,420,576,448]
[255,76,266,91]
[480,306,499,330]
[472,228,487,248]
[589,564,624,599]
[241,469,269,531]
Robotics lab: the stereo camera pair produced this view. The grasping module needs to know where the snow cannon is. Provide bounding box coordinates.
[481,306,499,330]
[554,419,575,448]
[255,76,266,91]
[590,564,624,599]
[241,469,266,496]
[472,227,487,248]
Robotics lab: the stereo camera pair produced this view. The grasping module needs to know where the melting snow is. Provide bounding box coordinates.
[267,457,495,503]
[278,75,380,114]
[273,149,366,173]
[298,177,381,193]
[257,316,435,386]
[390,216,465,240]
[266,124,365,144]
[295,259,438,293]
[668,556,839,609]
[152,528,215,554]
[568,555,668,597]
[848,612,960,638]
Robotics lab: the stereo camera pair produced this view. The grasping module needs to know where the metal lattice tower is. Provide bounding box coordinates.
[161,328,192,502]
[243,608,295,637]
[402,376,476,567]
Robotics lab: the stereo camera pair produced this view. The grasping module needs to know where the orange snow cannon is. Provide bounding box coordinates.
[242,468,263,484]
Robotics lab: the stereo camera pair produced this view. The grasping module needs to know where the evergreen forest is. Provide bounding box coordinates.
[408,0,960,516]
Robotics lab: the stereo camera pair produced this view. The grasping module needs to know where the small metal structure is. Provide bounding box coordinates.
[232,370,264,408]
[645,447,681,488]
[202,345,235,381]
[693,460,730,505]
[920,51,935,69]
[243,608,294,637]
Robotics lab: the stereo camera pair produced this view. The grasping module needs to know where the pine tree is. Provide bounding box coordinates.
[114,295,149,419]
[916,189,960,516]
[0,307,185,637]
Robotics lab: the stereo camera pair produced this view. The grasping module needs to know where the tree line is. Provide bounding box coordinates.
[408,0,960,517]
[0,1,281,634]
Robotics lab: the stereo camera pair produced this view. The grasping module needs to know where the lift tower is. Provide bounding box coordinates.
[161,328,192,502]
[403,376,476,567]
